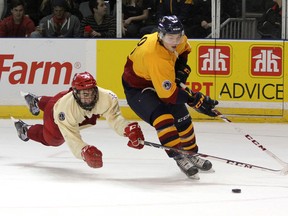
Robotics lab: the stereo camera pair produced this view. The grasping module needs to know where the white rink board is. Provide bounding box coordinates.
[0,39,96,105]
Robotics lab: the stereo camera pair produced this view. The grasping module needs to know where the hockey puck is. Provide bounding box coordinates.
[232,189,241,193]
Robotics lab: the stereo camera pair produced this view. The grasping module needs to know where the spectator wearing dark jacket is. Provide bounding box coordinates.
[30,0,81,38]
[39,0,83,22]
[257,0,282,39]
[122,0,150,38]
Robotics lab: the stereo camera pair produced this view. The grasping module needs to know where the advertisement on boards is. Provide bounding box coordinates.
[186,41,285,116]
[1,38,287,121]
[97,40,287,120]
[0,39,96,105]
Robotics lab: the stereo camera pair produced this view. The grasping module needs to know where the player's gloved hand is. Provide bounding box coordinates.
[188,92,219,117]
[81,145,103,168]
[175,64,191,85]
[124,122,144,149]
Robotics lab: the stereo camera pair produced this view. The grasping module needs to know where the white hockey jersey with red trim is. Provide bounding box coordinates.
[53,87,129,159]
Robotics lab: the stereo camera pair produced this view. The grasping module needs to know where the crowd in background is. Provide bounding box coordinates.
[0,0,283,39]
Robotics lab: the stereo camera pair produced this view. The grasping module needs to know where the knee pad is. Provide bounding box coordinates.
[171,106,197,151]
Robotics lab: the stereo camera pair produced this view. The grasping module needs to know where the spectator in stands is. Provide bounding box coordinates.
[137,0,158,37]
[24,0,43,26]
[122,0,150,38]
[146,0,240,39]
[257,0,282,39]
[245,0,275,15]
[188,0,239,38]
[39,0,55,18]
[67,0,84,20]
[0,0,35,37]
[79,0,116,38]
[1,0,42,26]
[157,0,193,23]
[30,0,81,38]
[39,0,83,21]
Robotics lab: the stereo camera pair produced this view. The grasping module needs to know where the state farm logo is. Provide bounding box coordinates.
[251,47,282,77]
[0,54,81,84]
[198,45,230,76]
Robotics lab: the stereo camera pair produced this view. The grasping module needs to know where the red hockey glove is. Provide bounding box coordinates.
[188,92,219,117]
[124,122,144,149]
[81,145,103,168]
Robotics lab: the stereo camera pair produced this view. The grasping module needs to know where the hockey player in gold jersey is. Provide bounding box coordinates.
[122,15,218,179]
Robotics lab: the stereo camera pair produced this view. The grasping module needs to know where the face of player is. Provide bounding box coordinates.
[11,5,25,23]
[77,88,97,108]
[162,33,184,52]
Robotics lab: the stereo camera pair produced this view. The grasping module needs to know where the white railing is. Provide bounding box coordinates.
[206,18,257,39]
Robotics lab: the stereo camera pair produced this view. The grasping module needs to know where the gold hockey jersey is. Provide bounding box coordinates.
[123,32,191,104]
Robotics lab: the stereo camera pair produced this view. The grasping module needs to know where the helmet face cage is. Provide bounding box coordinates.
[73,87,98,111]
[71,72,99,111]
[158,15,184,36]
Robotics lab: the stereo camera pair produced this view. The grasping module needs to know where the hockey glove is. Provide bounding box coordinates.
[188,92,219,117]
[175,64,191,85]
[81,145,103,168]
[124,122,144,149]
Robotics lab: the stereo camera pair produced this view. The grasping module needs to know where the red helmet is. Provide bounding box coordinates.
[71,72,97,90]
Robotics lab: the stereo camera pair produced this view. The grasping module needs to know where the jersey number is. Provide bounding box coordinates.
[130,36,148,56]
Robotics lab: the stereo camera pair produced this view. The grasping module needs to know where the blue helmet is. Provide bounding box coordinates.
[158,15,184,35]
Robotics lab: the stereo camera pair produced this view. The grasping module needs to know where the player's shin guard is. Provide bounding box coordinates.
[152,114,199,178]
[177,121,197,151]
[152,114,182,157]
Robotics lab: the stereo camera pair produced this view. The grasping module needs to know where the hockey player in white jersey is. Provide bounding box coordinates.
[13,71,144,168]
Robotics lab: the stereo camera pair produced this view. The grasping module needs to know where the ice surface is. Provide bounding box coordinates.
[1,119,288,216]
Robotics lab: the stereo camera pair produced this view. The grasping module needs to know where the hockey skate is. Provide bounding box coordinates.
[12,118,29,142]
[174,155,200,180]
[187,155,214,172]
[20,91,40,116]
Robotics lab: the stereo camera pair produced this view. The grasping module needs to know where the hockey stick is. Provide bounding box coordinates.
[212,109,288,170]
[179,83,288,172]
[141,140,288,175]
